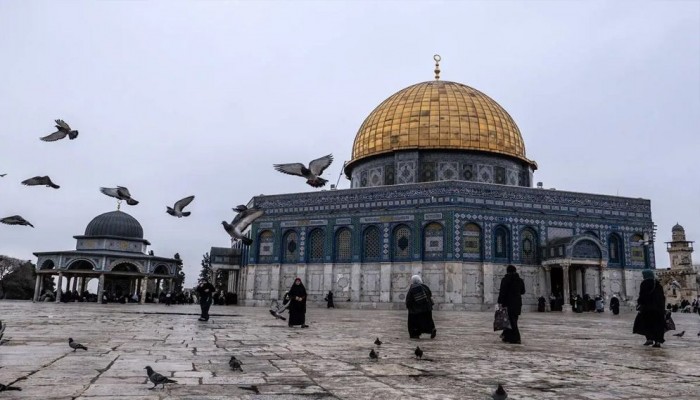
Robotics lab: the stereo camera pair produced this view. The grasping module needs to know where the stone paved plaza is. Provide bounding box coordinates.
[1,302,699,399]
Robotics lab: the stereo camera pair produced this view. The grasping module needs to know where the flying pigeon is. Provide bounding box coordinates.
[167,195,195,217]
[40,119,79,142]
[374,338,382,346]
[100,186,139,205]
[222,207,264,245]
[273,154,334,188]
[21,176,60,189]
[670,280,682,290]
[492,384,508,400]
[414,346,423,360]
[673,330,685,338]
[0,174,6,177]
[269,309,287,321]
[144,366,177,389]
[233,204,248,213]
[0,384,22,392]
[369,349,378,360]
[68,338,87,351]
[0,215,34,227]
[229,356,243,371]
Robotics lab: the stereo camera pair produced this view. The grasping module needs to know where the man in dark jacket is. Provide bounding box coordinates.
[497,265,526,344]
[197,279,216,321]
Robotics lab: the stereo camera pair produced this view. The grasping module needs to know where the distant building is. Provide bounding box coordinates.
[237,59,656,310]
[209,244,245,294]
[657,223,698,303]
[33,210,181,303]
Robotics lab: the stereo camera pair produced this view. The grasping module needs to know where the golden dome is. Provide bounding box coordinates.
[348,80,536,169]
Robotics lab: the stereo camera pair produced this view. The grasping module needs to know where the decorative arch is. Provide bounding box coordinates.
[40,259,56,270]
[111,262,140,273]
[307,228,325,263]
[572,239,603,260]
[462,222,482,260]
[334,227,352,263]
[583,230,599,238]
[392,224,412,261]
[493,225,511,261]
[423,222,444,260]
[362,225,381,262]
[281,230,299,264]
[153,265,170,275]
[66,259,97,271]
[257,230,274,263]
[520,227,538,264]
[608,233,623,264]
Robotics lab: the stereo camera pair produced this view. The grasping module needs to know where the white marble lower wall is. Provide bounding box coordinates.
[240,262,645,311]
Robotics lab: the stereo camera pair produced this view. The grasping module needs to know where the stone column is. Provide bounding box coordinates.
[575,268,584,294]
[543,266,551,310]
[562,264,570,312]
[379,262,391,303]
[599,263,609,301]
[350,262,361,302]
[140,277,148,304]
[168,279,173,292]
[33,274,42,302]
[56,272,63,302]
[97,274,105,302]
[245,265,256,301]
[71,276,78,292]
[227,271,236,293]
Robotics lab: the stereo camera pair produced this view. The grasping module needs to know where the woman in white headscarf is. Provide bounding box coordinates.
[405,275,436,339]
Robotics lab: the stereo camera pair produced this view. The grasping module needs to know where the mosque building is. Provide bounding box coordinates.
[237,57,656,310]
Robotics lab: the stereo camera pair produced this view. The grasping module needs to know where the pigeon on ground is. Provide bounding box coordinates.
[492,384,508,400]
[0,215,34,227]
[21,175,60,189]
[374,338,382,346]
[0,384,22,392]
[144,366,177,389]
[273,154,334,188]
[68,338,87,351]
[100,186,139,205]
[369,349,378,360]
[222,207,264,245]
[414,346,423,360]
[673,330,685,338]
[166,195,195,217]
[40,119,79,142]
[229,356,243,371]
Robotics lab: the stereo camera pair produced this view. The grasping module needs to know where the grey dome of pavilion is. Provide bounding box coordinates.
[84,210,144,239]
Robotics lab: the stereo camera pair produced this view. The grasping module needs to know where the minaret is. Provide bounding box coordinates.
[666,223,694,270]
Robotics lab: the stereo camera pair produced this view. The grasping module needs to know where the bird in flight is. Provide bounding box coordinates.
[21,176,60,189]
[673,331,685,338]
[100,186,139,205]
[166,195,195,217]
[222,207,264,245]
[0,174,6,177]
[0,215,34,227]
[273,154,334,188]
[40,119,79,142]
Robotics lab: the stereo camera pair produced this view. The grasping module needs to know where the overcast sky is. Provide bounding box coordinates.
[1,1,698,287]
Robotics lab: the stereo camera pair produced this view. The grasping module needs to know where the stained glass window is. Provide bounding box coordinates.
[307,228,325,263]
[393,224,412,260]
[282,230,298,264]
[462,223,482,259]
[521,228,537,264]
[630,234,645,263]
[335,228,352,262]
[608,233,622,264]
[494,226,510,260]
[423,222,444,259]
[363,226,381,261]
[257,230,274,263]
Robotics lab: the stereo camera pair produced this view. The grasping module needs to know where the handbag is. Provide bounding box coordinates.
[494,307,512,331]
[665,311,676,332]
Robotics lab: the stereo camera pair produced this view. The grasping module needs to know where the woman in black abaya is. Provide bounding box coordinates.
[405,275,436,339]
[288,278,309,328]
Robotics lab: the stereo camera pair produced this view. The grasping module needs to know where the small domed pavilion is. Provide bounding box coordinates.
[33,210,181,303]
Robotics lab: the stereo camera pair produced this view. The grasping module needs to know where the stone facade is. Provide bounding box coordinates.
[658,224,698,303]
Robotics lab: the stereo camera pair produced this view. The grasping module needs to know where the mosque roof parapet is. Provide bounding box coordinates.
[32,249,182,263]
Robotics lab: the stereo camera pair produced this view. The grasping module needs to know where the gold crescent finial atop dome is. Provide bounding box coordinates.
[433,54,441,80]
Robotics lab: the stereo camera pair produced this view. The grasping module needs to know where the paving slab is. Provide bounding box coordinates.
[1,301,699,399]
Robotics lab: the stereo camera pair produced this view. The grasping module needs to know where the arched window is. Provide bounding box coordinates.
[462,223,482,260]
[257,230,274,263]
[521,228,538,264]
[608,233,623,264]
[392,224,412,260]
[282,230,299,264]
[307,228,325,263]
[334,228,352,263]
[630,234,645,263]
[362,226,381,262]
[423,222,444,260]
[583,230,599,238]
[493,226,510,261]
[40,259,55,270]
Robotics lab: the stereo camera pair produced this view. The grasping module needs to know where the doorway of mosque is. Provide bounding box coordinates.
[549,267,564,311]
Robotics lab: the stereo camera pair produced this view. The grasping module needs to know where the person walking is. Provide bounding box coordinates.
[610,294,620,315]
[633,270,666,347]
[497,265,525,344]
[325,291,335,308]
[288,278,309,328]
[405,275,436,339]
[197,279,215,321]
